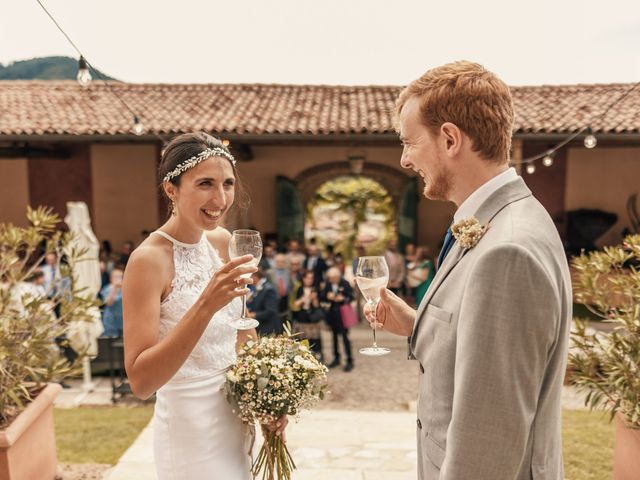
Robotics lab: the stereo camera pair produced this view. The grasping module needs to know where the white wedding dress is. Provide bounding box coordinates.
[151,230,252,480]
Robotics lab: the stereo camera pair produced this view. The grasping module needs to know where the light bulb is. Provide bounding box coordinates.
[584,134,597,149]
[77,56,92,87]
[542,154,554,167]
[526,163,536,174]
[133,116,145,136]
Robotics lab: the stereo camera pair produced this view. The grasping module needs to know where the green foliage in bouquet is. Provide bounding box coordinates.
[0,207,98,427]
[225,328,329,480]
[569,234,640,428]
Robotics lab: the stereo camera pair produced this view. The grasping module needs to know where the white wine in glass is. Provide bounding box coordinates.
[355,256,391,356]
[228,229,262,330]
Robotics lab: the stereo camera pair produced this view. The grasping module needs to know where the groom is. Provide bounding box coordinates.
[372,61,572,479]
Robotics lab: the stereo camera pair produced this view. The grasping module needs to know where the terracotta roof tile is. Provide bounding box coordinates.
[0,81,638,137]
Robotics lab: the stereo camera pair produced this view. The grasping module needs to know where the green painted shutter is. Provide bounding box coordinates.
[276,176,305,246]
[397,177,418,251]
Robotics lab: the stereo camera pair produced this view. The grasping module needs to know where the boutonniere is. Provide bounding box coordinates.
[451,216,488,249]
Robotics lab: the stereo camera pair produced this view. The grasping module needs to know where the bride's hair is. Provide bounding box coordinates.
[158,132,249,216]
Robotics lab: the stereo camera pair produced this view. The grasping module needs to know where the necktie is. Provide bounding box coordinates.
[436,227,455,271]
[278,275,286,297]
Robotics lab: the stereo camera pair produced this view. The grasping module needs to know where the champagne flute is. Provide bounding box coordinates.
[228,229,262,330]
[355,256,391,356]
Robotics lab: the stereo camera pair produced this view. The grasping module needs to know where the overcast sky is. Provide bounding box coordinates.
[2,0,639,86]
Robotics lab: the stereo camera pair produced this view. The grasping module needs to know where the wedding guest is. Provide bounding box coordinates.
[334,252,346,276]
[100,240,116,279]
[405,246,435,306]
[285,239,306,267]
[119,241,134,267]
[291,271,324,362]
[100,267,124,337]
[324,244,337,269]
[267,238,279,253]
[268,254,291,313]
[384,238,405,294]
[259,244,276,271]
[404,242,417,264]
[248,268,283,335]
[99,259,110,289]
[41,252,60,298]
[24,268,48,298]
[321,267,354,372]
[12,269,53,317]
[304,243,327,285]
[289,257,304,285]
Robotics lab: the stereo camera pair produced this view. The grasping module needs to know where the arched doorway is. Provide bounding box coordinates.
[276,160,419,254]
[305,176,395,259]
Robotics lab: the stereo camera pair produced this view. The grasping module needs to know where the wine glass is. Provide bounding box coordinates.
[228,229,263,330]
[355,256,391,356]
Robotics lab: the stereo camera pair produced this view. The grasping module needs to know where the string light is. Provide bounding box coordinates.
[36,0,164,142]
[34,0,640,160]
[76,56,91,87]
[133,116,145,136]
[222,139,230,147]
[584,127,597,149]
[515,80,639,174]
[526,163,536,174]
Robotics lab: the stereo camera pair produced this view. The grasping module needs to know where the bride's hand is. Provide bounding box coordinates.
[201,254,257,312]
[262,415,289,442]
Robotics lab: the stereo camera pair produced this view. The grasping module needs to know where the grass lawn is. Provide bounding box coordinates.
[54,406,615,476]
[54,405,154,464]
[563,410,615,480]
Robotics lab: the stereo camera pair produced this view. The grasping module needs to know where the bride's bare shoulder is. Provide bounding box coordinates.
[205,227,231,261]
[126,235,173,277]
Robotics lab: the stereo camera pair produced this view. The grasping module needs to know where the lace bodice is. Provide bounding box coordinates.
[154,230,240,382]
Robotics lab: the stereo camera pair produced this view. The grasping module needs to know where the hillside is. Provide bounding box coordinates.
[0,56,116,81]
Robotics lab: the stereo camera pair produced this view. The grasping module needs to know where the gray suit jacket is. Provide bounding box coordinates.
[410,177,572,480]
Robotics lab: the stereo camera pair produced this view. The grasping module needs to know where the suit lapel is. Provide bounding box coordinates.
[412,177,532,338]
[415,242,467,320]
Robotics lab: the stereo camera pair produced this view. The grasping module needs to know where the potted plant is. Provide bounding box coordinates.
[569,234,640,480]
[0,207,96,480]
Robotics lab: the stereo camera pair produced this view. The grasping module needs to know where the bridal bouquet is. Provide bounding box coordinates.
[224,329,328,480]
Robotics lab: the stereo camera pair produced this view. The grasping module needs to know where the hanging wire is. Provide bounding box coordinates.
[516,80,640,165]
[35,0,165,142]
[34,0,640,155]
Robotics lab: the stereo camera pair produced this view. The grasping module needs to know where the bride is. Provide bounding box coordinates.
[122,132,287,479]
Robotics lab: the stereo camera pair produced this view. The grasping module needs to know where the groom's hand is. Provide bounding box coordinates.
[364,288,416,336]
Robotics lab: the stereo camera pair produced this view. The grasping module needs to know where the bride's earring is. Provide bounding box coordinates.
[171,201,177,216]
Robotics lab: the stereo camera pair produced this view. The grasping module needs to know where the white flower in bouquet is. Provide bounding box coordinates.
[224,329,329,480]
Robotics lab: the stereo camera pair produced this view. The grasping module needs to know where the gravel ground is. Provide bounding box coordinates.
[316,322,419,411]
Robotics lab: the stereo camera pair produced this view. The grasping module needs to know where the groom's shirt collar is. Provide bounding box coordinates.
[454,167,518,223]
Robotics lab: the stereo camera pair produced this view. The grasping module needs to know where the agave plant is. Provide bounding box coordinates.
[569,234,640,428]
[0,207,98,427]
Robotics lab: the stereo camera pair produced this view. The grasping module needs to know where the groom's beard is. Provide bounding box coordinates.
[423,155,452,201]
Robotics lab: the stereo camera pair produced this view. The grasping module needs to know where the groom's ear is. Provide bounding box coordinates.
[440,122,462,158]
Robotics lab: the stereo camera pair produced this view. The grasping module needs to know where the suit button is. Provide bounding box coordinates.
[417,419,422,429]
[419,363,425,374]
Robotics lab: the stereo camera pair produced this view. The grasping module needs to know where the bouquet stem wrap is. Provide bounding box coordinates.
[252,430,296,480]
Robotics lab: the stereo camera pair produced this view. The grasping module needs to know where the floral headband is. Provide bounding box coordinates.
[163,146,236,182]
